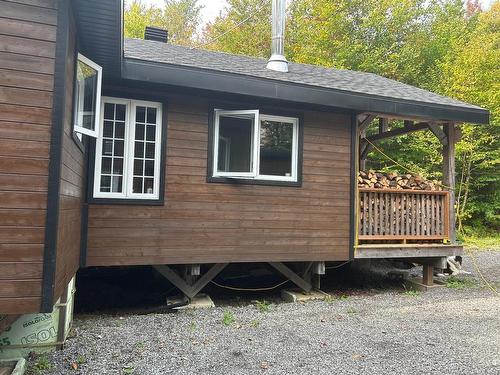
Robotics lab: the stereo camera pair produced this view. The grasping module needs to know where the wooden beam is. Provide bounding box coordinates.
[358,114,376,133]
[428,123,448,146]
[154,265,193,297]
[422,264,434,286]
[365,122,428,142]
[190,263,228,297]
[355,244,463,258]
[154,263,228,298]
[443,124,456,243]
[268,262,312,292]
[301,262,313,279]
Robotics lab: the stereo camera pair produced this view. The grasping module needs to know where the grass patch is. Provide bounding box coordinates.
[251,319,260,328]
[122,366,134,374]
[459,229,500,251]
[254,300,271,313]
[403,289,420,297]
[135,341,145,350]
[189,322,197,331]
[27,355,51,375]
[324,294,349,303]
[446,276,476,289]
[76,355,86,365]
[463,236,500,251]
[222,310,235,326]
[347,308,357,314]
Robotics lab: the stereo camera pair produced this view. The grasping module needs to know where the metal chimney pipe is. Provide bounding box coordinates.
[266,0,288,72]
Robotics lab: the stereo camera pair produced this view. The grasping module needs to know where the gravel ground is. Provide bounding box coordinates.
[37,250,499,375]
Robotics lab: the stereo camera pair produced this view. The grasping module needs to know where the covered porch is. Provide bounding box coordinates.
[353,113,463,285]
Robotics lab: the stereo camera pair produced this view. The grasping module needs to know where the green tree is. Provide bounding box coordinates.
[201,0,271,56]
[439,2,500,232]
[124,0,202,45]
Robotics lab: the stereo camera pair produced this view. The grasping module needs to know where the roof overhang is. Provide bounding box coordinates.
[72,0,489,125]
[73,0,123,77]
[122,58,489,124]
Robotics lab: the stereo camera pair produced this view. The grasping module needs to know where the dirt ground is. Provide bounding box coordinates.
[32,250,499,375]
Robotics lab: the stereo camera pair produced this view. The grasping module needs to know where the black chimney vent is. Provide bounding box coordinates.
[144,26,168,43]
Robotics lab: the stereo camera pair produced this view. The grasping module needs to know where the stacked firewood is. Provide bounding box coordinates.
[358,170,443,191]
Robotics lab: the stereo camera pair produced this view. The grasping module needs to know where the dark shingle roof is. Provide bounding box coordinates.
[124,38,483,113]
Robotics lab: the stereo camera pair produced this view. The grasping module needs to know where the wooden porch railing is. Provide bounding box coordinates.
[358,188,450,241]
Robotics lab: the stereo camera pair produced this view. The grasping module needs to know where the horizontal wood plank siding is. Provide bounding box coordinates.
[0,0,57,313]
[87,96,352,265]
[52,7,82,304]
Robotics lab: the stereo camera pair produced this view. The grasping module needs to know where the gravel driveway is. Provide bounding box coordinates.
[37,250,499,375]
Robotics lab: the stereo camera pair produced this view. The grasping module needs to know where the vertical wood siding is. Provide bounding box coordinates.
[0,0,57,313]
[87,96,352,266]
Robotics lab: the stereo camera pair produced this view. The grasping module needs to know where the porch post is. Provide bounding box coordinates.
[442,124,456,243]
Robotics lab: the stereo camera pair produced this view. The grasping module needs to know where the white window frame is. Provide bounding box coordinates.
[73,53,102,138]
[93,97,162,200]
[212,110,299,182]
[213,109,259,178]
[257,114,299,182]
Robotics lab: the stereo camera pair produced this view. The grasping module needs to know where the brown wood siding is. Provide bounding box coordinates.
[0,0,56,314]
[87,96,352,266]
[52,7,82,303]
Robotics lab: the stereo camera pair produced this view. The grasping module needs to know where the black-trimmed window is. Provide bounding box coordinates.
[211,109,300,183]
[93,97,163,200]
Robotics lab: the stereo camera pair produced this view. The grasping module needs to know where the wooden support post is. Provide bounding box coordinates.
[422,264,434,286]
[360,157,367,171]
[443,124,456,243]
[154,263,228,299]
[269,262,312,293]
[311,262,325,290]
[358,115,376,171]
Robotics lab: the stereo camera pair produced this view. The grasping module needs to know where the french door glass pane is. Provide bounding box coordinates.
[259,120,293,177]
[217,114,254,173]
[132,105,157,194]
[100,102,126,193]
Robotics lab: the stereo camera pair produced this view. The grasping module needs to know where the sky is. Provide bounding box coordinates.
[142,0,228,26]
[141,0,495,28]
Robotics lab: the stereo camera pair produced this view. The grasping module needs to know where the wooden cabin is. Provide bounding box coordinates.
[0,0,489,316]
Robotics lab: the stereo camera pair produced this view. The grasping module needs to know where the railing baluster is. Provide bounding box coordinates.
[395,194,400,235]
[428,194,432,236]
[412,194,417,236]
[423,194,426,235]
[436,195,441,236]
[368,192,373,235]
[358,189,450,241]
[431,194,435,235]
[439,195,444,236]
[362,192,367,236]
[387,194,394,235]
[384,193,389,235]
